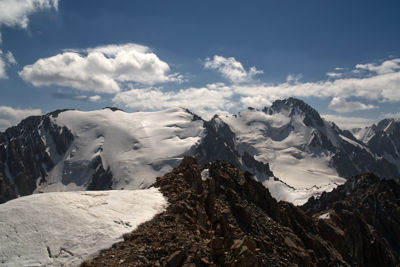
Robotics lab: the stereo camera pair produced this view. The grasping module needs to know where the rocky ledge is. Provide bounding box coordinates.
[81,157,399,266]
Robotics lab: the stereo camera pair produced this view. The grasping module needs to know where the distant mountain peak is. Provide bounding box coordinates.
[263,97,324,127]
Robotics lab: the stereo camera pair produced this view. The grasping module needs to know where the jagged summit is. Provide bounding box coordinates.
[263,97,324,127]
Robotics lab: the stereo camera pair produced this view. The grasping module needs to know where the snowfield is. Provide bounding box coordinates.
[0,188,167,267]
[36,108,204,192]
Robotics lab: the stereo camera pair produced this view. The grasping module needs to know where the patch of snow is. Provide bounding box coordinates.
[318,212,331,220]
[0,188,167,267]
[262,178,342,206]
[352,126,375,143]
[340,134,365,150]
[201,169,210,181]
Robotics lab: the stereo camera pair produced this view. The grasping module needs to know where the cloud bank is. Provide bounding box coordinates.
[328,97,377,113]
[19,43,181,93]
[321,114,376,130]
[111,56,400,120]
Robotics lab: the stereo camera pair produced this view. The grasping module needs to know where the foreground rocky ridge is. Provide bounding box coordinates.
[82,157,398,266]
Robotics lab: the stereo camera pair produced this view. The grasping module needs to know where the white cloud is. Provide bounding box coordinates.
[326,72,342,78]
[112,57,400,119]
[51,91,101,102]
[0,55,6,79]
[0,50,17,79]
[88,95,101,102]
[0,0,58,43]
[356,58,400,75]
[321,114,376,130]
[19,43,180,93]
[334,67,345,71]
[112,83,234,119]
[232,59,400,106]
[204,55,262,84]
[328,97,377,113]
[0,106,42,131]
[378,112,400,120]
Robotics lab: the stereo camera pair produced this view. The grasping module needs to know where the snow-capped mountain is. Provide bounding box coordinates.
[0,98,398,205]
[353,118,400,173]
[221,98,398,185]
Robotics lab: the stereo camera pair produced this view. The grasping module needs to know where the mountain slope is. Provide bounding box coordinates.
[38,107,205,192]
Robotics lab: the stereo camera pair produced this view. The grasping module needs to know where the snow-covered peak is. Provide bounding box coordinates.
[264,98,324,127]
[37,107,205,192]
[221,107,346,190]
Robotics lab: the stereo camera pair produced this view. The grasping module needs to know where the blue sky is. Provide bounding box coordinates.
[0,0,400,130]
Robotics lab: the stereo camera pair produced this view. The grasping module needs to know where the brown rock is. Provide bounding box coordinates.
[167,250,185,267]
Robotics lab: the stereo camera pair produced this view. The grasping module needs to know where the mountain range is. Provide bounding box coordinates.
[1,98,399,205]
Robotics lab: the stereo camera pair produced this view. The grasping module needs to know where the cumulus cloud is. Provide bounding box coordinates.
[112,83,234,119]
[321,114,376,130]
[356,58,400,75]
[0,0,58,43]
[326,72,342,78]
[204,55,262,84]
[52,91,101,102]
[19,43,181,93]
[328,97,377,113]
[0,106,42,131]
[0,50,17,79]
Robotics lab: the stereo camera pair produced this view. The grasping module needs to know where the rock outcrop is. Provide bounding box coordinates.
[0,112,73,203]
[82,157,399,266]
[302,173,400,265]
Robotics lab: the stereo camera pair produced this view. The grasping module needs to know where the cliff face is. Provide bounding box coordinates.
[302,173,400,265]
[82,157,398,266]
[0,112,73,203]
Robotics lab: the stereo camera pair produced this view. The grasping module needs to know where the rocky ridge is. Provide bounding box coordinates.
[82,157,398,266]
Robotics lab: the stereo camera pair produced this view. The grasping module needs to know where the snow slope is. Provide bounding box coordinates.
[37,108,204,192]
[221,107,345,190]
[0,188,167,267]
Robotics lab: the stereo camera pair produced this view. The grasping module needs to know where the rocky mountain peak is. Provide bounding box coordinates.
[264,97,324,127]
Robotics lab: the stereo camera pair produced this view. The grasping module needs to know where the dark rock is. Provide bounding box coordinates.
[167,250,185,267]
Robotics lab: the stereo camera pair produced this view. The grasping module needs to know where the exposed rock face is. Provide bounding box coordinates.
[302,173,400,264]
[81,157,398,266]
[0,112,74,203]
[194,116,274,180]
[355,118,400,174]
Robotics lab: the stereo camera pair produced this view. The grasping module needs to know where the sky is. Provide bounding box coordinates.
[0,0,400,130]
